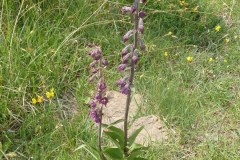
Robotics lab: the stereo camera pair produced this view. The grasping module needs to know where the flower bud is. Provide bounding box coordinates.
[138,18,144,34]
[132,55,138,64]
[98,79,107,91]
[121,83,130,95]
[89,74,96,82]
[138,11,146,18]
[118,63,127,71]
[100,97,108,105]
[121,44,132,56]
[139,39,146,51]
[122,53,131,64]
[92,68,99,74]
[123,30,133,43]
[89,60,97,68]
[89,99,97,108]
[102,59,108,66]
[121,6,132,14]
[131,2,137,13]
[116,78,127,88]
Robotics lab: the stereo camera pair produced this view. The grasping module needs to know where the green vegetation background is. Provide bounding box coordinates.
[0,0,239,159]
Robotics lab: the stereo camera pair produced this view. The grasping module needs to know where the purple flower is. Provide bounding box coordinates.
[90,109,101,123]
[102,59,108,66]
[121,83,130,95]
[139,39,146,51]
[138,18,144,34]
[118,64,127,71]
[89,47,102,60]
[123,30,133,43]
[122,53,131,64]
[89,99,97,108]
[98,79,107,91]
[116,78,127,88]
[95,92,102,101]
[121,44,132,56]
[121,6,132,14]
[139,11,146,18]
[132,55,138,64]
[131,3,137,13]
[100,97,108,105]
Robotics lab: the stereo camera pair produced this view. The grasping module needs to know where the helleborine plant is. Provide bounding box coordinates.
[76,0,148,159]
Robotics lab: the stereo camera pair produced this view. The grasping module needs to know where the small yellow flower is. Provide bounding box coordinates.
[234,35,238,39]
[215,25,221,32]
[167,31,172,36]
[186,56,193,62]
[224,59,227,63]
[46,88,55,99]
[32,98,37,104]
[225,38,230,43]
[192,6,199,12]
[164,51,168,57]
[37,96,43,103]
[209,57,213,62]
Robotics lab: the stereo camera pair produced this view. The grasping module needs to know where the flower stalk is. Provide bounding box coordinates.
[117,0,146,156]
[88,46,108,160]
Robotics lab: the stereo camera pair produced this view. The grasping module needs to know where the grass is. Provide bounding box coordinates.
[0,0,240,159]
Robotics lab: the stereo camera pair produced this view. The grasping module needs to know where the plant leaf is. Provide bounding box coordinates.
[103,125,124,149]
[74,144,101,160]
[128,126,144,147]
[103,147,123,159]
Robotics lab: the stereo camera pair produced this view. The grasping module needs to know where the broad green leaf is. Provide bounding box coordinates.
[128,126,144,147]
[103,147,123,159]
[103,125,124,149]
[104,131,124,150]
[129,143,148,153]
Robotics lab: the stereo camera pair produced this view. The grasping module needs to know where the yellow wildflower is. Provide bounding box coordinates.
[234,35,238,39]
[167,31,172,36]
[192,6,199,12]
[224,59,227,63]
[46,88,55,99]
[164,51,168,57]
[225,38,230,43]
[209,57,213,62]
[186,56,193,62]
[32,98,37,104]
[215,25,221,32]
[37,96,43,103]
